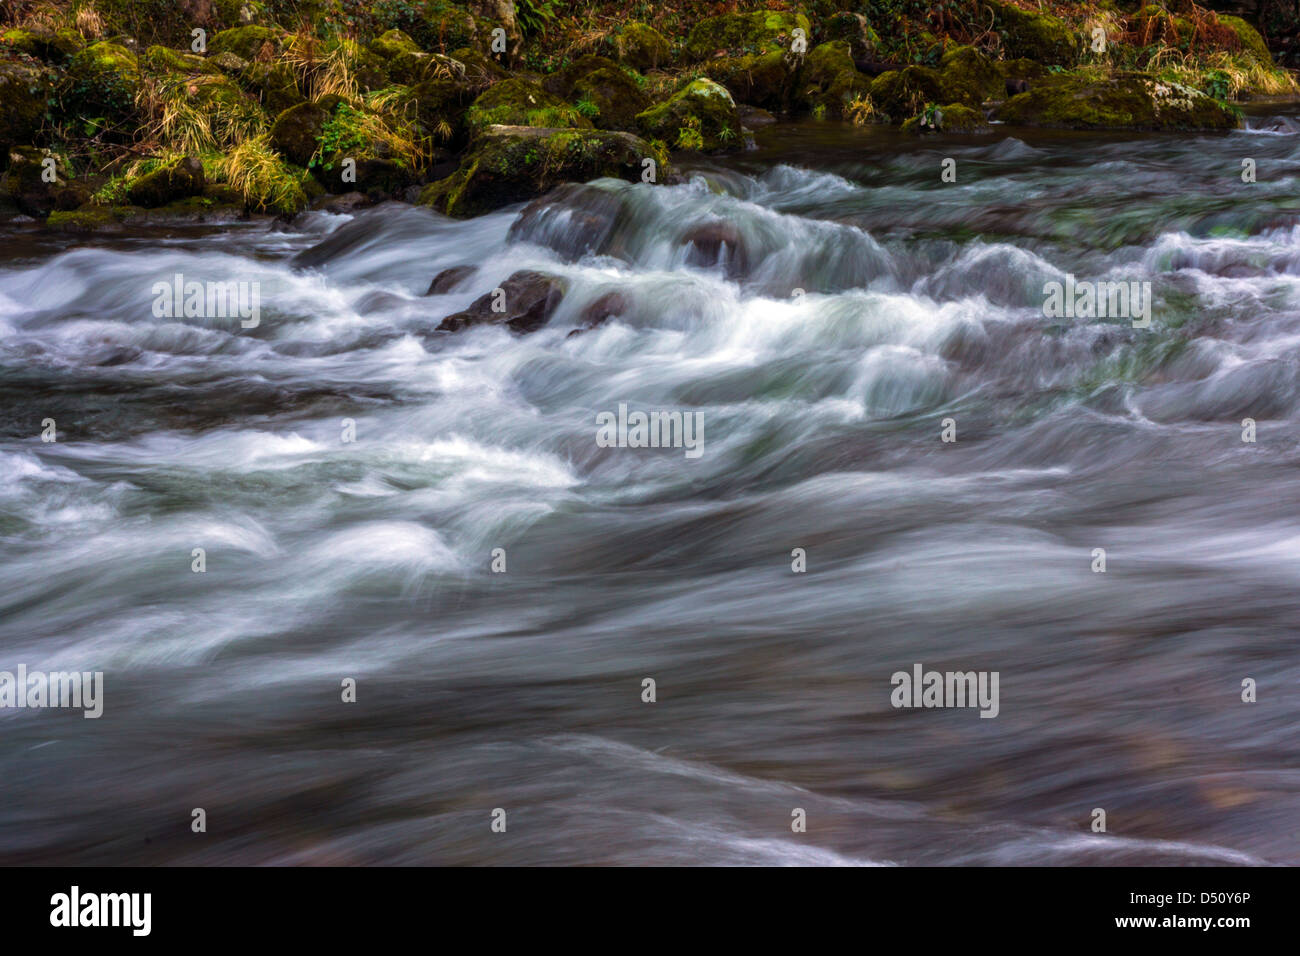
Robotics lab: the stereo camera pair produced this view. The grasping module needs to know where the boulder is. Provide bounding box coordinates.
[614,23,670,71]
[269,96,343,167]
[126,156,206,208]
[426,265,476,294]
[209,25,285,62]
[994,72,1241,130]
[0,60,51,154]
[63,41,141,135]
[1,25,82,61]
[901,103,990,134]
[3,147,89,217]
[635,78,743,152]
[437,270,566,334]
[682,11,811,61]
[869,65,945,123]
[466,78,592,132]
[420,125,666,219]
[797,41,872,118]
[982,0,1078,66]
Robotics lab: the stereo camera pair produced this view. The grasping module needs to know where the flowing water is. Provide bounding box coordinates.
[2,115,1299,865]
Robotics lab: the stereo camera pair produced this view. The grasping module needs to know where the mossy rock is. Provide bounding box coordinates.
[370,29,422,60]
[236,60,304,114]
[615,23,670,71]
[209,25,285,62]
[983,0,1079,66]
[820,11,880,62]
[142,45,221,75]
[411,75,481,150]
[2,25,82,61]
[901,103,989,134]
[63,41,141,135]
[543,57,649,132]
[869,65,945,123]
[3,146,88,217]
[0,61,51,153]
[1219,15,1272,64]
[125,156,205,208]
[420,124,667,218]
[683,11,813,61]
[448,46,509,86]
[993,71,1241,130]
[999,58,1048,82]
[703,49,795,112]
[269,96,342,167]
[798,41,872,118]
[635,78,743,152]
[466,78,592,132]
[46,204,141,232]
[376,1,479,54]
[939,45,1003,107]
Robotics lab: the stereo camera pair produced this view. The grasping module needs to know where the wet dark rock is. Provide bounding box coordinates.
[682,221,749,277]
[508,183,629,261]
[426,265,476,295]
[126,156,205,208]
[577,291,628,329]
[437,270,567,334]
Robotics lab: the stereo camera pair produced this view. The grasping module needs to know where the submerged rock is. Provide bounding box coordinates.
[994,72,1241,130]
[682,221,750,277]
[437,270,567,334]
[420,125,665,219]
[901,103,990,134]
[426,265,476,295]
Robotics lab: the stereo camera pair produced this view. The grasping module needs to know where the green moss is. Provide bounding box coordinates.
[466,78,591,131]
[985,0,1079,66]
[125,155,205,207]
[901,103,988,134]
[209,26,285,62]
[798,41,871,118]
[236,60,304,114]
[615,23,670,71]
[683,11,812,61]
[820,11,880,61]
[994,71,1241,130]
[46,204,137,231]
[269,97,342,167]
[370,29,422,60]
[420,124,667,218]
[142,45,220,75]
[373,0,480,54]
[870,65,945,123]
[703,49,792,111]
[63,41,141,136]
[635,78,742,152]
[545,56,648,132]
[0,60,51,152]
[939,45,1002,107]
[2,25,82,61]
[1219,15,1272,64]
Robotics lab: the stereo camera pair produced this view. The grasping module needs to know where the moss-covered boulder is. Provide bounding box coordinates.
[703,50,796,112]
[420,125,667,218]
[0,60,51,154]
[615,23,670,71]
[209,25,285,62]
[63,41,141,135]
[994,72,1241,130]
[797,41,872,118]
[269,96,342,167]
[2,146,88,217]
[901,103,989,134]
[466,78,591,132]
[683,11,812,61]
[2,25,82,61]
[236,60,304,114]
[869,65,945,123]
[939,45,1003,107]
[125,155,205,207]
[636,78,743,152]
[984,0,1078,66]
[820,11,880,62]
[544,56,649,132]
[376,2,480,54]
[370,28,421,60]
[1219,14,1272,64]
[142,44,221,75]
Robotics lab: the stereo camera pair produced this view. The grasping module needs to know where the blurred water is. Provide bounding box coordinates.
[1,115,1298,865]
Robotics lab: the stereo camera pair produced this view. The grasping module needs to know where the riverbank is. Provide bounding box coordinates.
[2,1,1297,231]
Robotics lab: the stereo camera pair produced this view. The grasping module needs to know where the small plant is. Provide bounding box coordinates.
[675,114,704,151]
[574,98,600,119]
